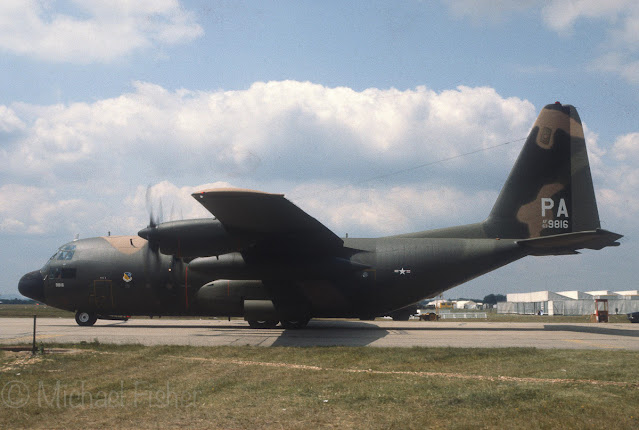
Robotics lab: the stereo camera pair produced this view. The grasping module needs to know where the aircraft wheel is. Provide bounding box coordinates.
[247,320,279,329]
[75,311,97,326]
[280,318,310,329]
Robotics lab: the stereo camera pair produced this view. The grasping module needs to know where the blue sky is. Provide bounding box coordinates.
[1,0,638,300]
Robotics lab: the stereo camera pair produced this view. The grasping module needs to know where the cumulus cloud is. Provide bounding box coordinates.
[0,0,203,63]
[2,80,536,186]
[8,81,629,243]
[126,180,230,223]
[0,180,231,238]
[0,105,25,133]
[0,80,537,237]
[5,80,635,242]
[290,183,497,236]
[612,132,639,161]
[0,184,87,235]
[595,132,639,228]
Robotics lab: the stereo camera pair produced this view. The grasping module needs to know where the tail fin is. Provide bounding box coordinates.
[485,102,602,239]
[401,102,621,251]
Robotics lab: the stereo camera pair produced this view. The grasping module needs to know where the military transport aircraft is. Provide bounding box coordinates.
[19,102,622,328]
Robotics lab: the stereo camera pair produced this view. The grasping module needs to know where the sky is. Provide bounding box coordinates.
[1,0,638,301]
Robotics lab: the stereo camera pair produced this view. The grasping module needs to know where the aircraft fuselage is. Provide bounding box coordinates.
[20,233,526,320]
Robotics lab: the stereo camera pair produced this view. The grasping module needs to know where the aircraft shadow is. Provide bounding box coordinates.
[272,320,388,346]
[49,319,382,331]
[96,320,390,346]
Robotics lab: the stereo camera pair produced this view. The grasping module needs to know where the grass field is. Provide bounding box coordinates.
[1,343,638,429]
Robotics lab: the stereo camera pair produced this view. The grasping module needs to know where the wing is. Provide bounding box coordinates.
[192,188,343,253]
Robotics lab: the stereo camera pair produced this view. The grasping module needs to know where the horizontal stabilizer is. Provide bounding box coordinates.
[516,229,623,256]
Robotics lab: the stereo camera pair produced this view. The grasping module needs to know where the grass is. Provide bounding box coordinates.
[1,344,638,429]
[0,304,74,318]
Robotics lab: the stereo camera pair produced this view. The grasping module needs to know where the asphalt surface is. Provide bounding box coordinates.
[2,318,639,350]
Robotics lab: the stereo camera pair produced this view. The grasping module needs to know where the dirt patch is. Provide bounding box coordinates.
[0,351,43,372]
[170,355,639,389]
[0,348,91,372]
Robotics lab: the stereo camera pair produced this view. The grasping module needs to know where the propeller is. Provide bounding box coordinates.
[139,185,163,250]
[145,185,163,227]
[139,186,163,289]
[137,184,190,310]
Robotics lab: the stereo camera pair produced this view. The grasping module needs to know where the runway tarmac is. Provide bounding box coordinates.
[2,318,639,350]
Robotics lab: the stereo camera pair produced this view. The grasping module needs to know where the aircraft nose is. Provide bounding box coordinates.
[18,270,45,302]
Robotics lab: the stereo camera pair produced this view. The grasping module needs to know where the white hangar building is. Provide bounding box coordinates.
[497,290,639,316]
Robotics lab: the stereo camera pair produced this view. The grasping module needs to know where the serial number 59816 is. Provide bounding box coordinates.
[542,219,568,229]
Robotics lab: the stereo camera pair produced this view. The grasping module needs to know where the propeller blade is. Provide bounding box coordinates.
[145,185,156,227]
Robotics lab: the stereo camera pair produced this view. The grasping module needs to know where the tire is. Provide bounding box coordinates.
[247,320,279,329]
[75,311,97,326]
[280,318,310,329]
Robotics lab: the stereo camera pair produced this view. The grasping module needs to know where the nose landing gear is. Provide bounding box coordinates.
[75,311,97,326]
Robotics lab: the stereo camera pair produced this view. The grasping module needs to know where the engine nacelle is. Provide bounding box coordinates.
[195,279,270,316]
[138,219,248,257]
[195,280,306,322]
[243,299,279,321]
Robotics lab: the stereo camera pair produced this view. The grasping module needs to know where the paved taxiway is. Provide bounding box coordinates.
[1,318,639,349]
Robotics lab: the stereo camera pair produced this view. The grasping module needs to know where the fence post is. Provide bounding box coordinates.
[32,315,37,355]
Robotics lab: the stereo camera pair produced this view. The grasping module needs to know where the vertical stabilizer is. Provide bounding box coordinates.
[485,102,600,239]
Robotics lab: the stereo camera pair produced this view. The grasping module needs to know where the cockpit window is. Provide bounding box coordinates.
[57,251,74,260]
[56,244,76,261]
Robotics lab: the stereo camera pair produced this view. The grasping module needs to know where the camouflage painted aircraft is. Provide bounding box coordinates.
[18,102,622,328]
